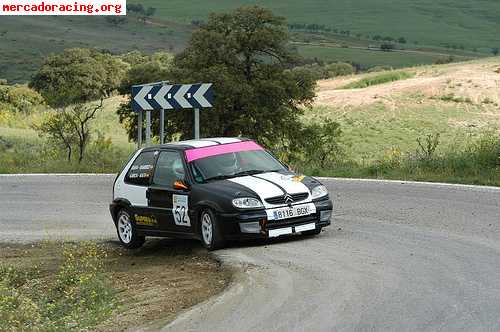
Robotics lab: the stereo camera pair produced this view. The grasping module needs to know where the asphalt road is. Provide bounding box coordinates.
[1,175,500,331]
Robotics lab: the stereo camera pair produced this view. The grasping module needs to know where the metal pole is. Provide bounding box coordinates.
[145,110,151,146]
[138,110,143,149]
[194,108,200,139]
[160,108,165,144]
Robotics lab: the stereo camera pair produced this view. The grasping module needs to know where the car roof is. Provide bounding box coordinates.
[141,137,252,152]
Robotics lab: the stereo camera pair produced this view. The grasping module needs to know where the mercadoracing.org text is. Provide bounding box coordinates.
[0,0,126,15]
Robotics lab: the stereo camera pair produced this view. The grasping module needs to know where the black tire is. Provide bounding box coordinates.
[199,209,225,251]
[303,226,322,236]
[116,209,145,249]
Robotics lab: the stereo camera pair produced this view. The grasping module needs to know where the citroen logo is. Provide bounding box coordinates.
[284,194,294,204]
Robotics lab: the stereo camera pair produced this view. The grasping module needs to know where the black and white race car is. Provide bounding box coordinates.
[110,137,333,250]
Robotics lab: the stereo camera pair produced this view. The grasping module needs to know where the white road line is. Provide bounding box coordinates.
[1,173,498,191]
[316,177,500,191]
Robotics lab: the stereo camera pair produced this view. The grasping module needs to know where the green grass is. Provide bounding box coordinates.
[0,96,135,173]
[0,242,116,331]
[341,70,415,89]
[297,45,463,68]
[1,0,498,82]
[133,0,500,52]
[0,16,192,83]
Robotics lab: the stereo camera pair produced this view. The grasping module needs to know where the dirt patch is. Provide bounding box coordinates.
[315,59,500,108]
[0,239,231,331]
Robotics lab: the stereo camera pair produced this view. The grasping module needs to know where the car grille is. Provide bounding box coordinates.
[265,192,309,205]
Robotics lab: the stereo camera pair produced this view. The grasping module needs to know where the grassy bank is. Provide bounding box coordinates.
[0,96,135,174]
[0,240,229,331]
[300,132,500,186]
[340,70,414,89]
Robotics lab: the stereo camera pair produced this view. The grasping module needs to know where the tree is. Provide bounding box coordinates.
[380,43,395,51]
[30,48,127,162]
[105,16,127,27]
[492,48,499,56]
[32,111,78,161]
[118,6,315,148]
[117,52,173,142]
[398,37,406,44]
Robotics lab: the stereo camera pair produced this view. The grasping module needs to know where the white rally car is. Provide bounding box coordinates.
[110,137,333,250]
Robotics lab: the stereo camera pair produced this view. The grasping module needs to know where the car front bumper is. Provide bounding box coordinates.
[218,198,333,240]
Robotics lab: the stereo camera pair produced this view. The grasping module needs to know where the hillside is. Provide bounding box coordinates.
[308,57,500,160]
[134,0,500,51]
[1,1,498,83]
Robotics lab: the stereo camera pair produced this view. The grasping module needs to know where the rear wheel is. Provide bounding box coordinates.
[116,209,145,249]
[200,209,225,251]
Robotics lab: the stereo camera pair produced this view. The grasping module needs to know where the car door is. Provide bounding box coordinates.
[121,150,159,230]
[147,150,192,234]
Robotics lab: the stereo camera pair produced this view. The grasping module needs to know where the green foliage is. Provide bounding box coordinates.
[30,48,127,107]
[341,70,414,89]
[0,242,116,331]
[32,110,79,161]
[0,84,45,113]
[119,6,315,144]
[325,62,355,77]
[415,133,440,161]
[294,119,344,168]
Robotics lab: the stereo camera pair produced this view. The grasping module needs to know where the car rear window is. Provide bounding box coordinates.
[125,151,157,186]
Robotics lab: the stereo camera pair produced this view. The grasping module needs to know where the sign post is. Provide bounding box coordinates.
[160,108,165,144]
[145,110,151,145]
[137,110,143,149]
[194,108,200,139]
[131,82,214,143]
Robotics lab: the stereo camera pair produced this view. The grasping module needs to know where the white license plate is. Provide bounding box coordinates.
[267,203,316,221]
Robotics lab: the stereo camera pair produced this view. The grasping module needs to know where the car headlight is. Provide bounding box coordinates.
[311,185,328,199]
[232,197,264,209]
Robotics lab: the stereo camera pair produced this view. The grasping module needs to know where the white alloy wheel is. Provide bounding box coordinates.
[201,212,213,245]
[118,212,132,244]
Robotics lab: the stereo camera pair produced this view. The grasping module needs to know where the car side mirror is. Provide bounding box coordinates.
[173,180,189,191]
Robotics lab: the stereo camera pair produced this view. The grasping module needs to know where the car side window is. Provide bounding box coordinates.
[125,151,157,186]
[153,151,186,187]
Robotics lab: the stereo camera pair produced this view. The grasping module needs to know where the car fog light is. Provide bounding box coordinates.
[240,221,261,234]
[320,210,332,221]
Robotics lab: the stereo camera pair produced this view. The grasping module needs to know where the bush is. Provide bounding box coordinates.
[0,84,45,113]
[341,70,414,89]
[326,62,355,77]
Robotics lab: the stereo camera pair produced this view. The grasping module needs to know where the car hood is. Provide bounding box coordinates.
[227,171,322,208]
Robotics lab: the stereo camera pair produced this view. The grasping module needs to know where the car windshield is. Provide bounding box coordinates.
[190,149,287,182]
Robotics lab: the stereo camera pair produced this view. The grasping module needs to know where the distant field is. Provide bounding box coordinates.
[133,0,500,51]
[1,0,498,82]
[296,45,460,68]
[0,16,191,82]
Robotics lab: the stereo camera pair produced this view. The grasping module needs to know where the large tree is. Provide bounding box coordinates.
[30,48,127,162]
[118,6,316,146]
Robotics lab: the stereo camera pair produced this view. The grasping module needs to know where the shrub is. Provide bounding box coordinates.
[326,62,355,77]
[341,70,414,89]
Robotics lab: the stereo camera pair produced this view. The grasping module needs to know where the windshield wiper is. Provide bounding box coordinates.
[232,169,267,177]
[203,174,234,182]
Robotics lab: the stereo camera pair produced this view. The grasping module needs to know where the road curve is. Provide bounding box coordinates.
[1,175,500,331]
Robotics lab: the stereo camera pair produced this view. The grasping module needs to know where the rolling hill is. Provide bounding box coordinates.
[0,0,498,82]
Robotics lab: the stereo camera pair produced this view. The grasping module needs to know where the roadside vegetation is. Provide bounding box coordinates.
[340,70,414,89]
[0,240,229,331]
[0,6,498,186]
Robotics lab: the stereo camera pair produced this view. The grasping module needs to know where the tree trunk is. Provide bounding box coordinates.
[67,145,72,162]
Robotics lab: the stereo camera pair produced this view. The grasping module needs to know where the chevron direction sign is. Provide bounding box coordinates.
[131,83,214,112]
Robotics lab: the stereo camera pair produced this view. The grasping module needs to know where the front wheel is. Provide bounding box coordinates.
[116,209,145,249]
[199,209,225,251]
